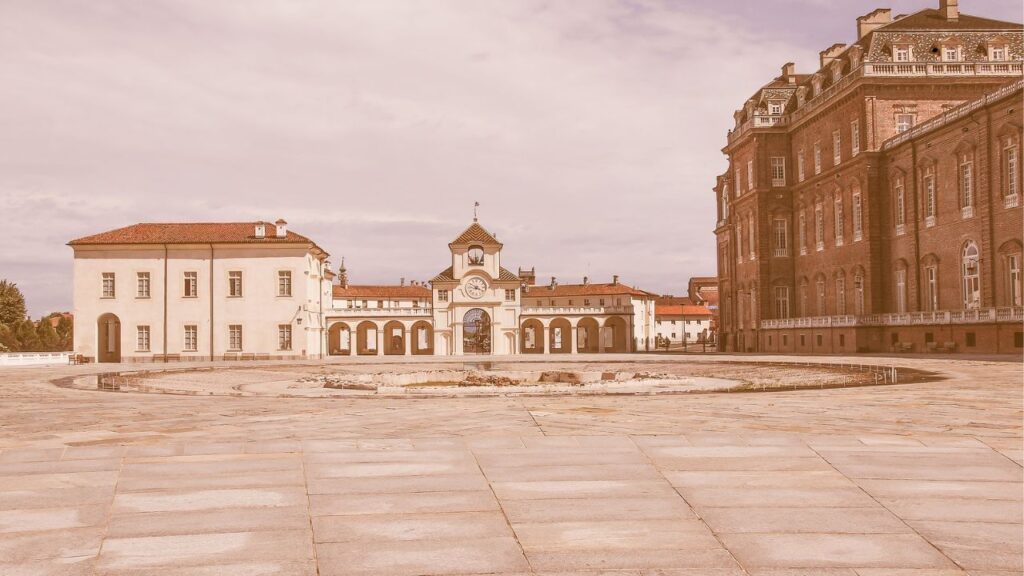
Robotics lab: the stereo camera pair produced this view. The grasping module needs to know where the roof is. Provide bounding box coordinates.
[523,282,654,298]
[880,9,1022,32]
[432,266,520,282]
[656,295,694,306]
[333,285,431,299]
[656,304,713,317]
[449,222,502,247]
[68,222,325,254]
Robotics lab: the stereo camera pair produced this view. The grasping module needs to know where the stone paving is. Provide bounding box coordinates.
[0,354,1020,575]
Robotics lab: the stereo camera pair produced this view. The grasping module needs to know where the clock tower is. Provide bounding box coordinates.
[430,221,522,355]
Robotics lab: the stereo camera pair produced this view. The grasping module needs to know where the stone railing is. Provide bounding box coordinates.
[329,307,431,317]
[0,351,72,366]
[521,305,633,316]
[761,307,1023,329]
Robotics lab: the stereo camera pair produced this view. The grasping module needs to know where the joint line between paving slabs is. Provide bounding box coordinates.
[629,434,753,576]
[92,445,125,565]
[300,446,322,575]
[467,440,535,573]
[975,435,1024,469]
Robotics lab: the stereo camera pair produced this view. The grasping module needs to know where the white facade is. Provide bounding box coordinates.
[654,313,712,345]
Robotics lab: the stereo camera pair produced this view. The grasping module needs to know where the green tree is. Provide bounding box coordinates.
[0,324,14,352]
[0,280,27,327]
[35,319,59,351]
[55,316,73,351]
[14,319,39,351]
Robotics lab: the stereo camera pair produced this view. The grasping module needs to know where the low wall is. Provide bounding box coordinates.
[0,352,72,366]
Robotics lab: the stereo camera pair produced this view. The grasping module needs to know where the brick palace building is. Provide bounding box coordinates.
[714,0,1023,354]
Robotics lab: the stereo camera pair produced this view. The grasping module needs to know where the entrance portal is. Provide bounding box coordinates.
[97,313,121,363]
[462,309,491,354]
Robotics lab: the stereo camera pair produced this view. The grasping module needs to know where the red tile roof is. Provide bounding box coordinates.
[656,304,712,317]
[523,283,654,298]
[656,295,694,306]
[68,222,325,253]
[449,222,502,247]
[333,285,431,299]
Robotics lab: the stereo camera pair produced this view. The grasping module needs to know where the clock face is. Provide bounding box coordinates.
[465,277,487,299]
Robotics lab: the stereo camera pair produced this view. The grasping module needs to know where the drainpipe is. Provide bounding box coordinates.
[209,244,215,362]
[163,244,169,362]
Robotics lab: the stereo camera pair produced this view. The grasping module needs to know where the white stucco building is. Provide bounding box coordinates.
[70,219,658,362]
[654,304,713,346]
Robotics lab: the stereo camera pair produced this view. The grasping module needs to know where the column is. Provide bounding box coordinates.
[569,325,577,354]
[375,327,384,356]
[542,326,549,354]
[404,328,412,355]
[348,330,355,356]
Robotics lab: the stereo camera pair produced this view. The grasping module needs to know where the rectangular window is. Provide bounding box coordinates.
[228,271,243,297]
[836,276,846,315]
[136,272,150,298]
[896,114,914,134]
[773,218,788,257]
[924,166,936,225]
[438,289,449,302]
[184,271,198,297]
[798,212,807,255]
[746,160,754,191]
[797,150,806,182]
[768,101,782,115]
[1010,254,1022,307]
[834,198,844,246]
[747,214,755,259]
[278,271,292,297]
[959,156,974,217]
[816,279,826,315]
[184,325,198,352]
[943,47,959,61]
[278,324,292,350]
[896,269,907,314]
[894,46,910,62]
[832,130,841,165]
[774,286,790,319]
[102,272,115,298]
[735,226,743,263]
[854,274,865,315]
[814,204,824,251]
[895,179,906,234]
[852,193,863,241]
[734,167,742,196]
[926,266,938,311]
[1006,144,1019,207]
[504,289,515,301]
[813,142,822,174]
[228,324,242,351]
[599,298,605,306]
[851,120,860,156]
[991,46,1007,61]
[136,325,150,352]
[770,157,785,187]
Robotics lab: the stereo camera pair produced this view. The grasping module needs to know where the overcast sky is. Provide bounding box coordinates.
[1,0,1020,317]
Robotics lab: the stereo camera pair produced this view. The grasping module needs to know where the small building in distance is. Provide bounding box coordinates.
[654,304,713,346]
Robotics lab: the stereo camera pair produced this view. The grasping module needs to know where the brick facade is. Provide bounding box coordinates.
[714,2,1023,354]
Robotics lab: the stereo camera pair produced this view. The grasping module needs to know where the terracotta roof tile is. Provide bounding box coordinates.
[523,282,654,298]
[656,304,712,317]
[449,222,502,246]
[333,285,431,298]
[68,222,325,254]
[432,266,519,282]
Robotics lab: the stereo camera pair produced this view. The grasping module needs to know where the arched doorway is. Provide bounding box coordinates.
[384,321,406,355]
[602,316,629,353]
[548,318,571,354]
[356,321,378,355]
[411,321,433,355]
[520,318,544,354]
[463,309,491,354]
[577,317,599,353]
[328,323,352,355]
[97,313,121,363]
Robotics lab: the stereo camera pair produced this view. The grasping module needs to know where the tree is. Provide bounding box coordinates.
[14,319,39,351]
[0,324,14,352]
[35,320,59,351]
[55,316,73,351]
[0,280,27,327]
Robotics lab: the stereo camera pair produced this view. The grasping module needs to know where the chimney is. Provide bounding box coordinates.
[613,274,619,285]
[940,0,958,21]
[781,62,796,84]
[549,277,557,290]
[583,276,589,285]
[857,8,892,39]
[819,43,847,68]
[254,222,266,238]
[275,219,288,238]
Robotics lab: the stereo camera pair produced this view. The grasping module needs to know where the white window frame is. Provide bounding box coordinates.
[278,324,292,351]
[894,45,911,62]
[798,211,807,256]
[1009,254,1022,307]
[277,270,292,297]
[797,149,806,182]
[836,275,846,315]
[962,242,981,309]
[772,217,788,257]
[136,272,150,299]
[959,154,974,218]
[832,130,842,166]
[852,192,863,242]
[774,286,790,319]
[895,178,906,235]
[228,324,243,351]
[228,271,243,297]
[438,289,449,302]
[851,120,860,156]
[895,269,907,314]
[747,213,756,259]
[734,167,742,197]
[184,271,198,298]
[926,266,938,311]
[136,325,150,352]
[505,289,516,301]
[814,203,824,251]
[184,324,198,352]
[102,272,115,298]
[815,278,826,315]
[923,165,936,226]
[833,196,844,246]
[813,142,822,175]
[746,160,754,192]
[770,157,786,187]
[854,274,865,315]
[1005,141,1019,208]
[896,114,915,134]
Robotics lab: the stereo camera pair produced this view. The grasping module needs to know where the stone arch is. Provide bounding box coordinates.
[410,320,433,355]
[520,318,544,354]
[548,318,572,354]
[327,322,352,355]
[602,316,629,353]
[383,320,406,355]
[576,317,600,353]
[462,308,491,355]
[961,240,981,309]
[97,313,121,363]
[356,321,379,355]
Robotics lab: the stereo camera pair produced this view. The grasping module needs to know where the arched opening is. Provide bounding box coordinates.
[548,318,571,354]
[462,309,491,355]
[520,318,544,354]
[327,322,352,355]
[97,313,121,363]
[384,321,406,355]
[576,317,600,353]
[356,321,379,355]
[962,241,981,309]
[602,316,629,353]
[410,321,433,355]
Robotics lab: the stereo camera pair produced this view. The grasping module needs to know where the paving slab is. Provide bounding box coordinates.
[316,536,529,576]
[719,533,958,569]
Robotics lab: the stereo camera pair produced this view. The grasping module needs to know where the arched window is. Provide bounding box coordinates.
[854,271,865,315]
[895,261,908,313]
[815,275,827,316]
[835,271,847,315]
[962,241,981,309]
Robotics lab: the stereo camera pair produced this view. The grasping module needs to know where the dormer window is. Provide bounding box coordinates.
[991,45,1008,61]
[893,45,912,62]
[768,101,783,115]
[467,245,484,265]
[942,46,960,61]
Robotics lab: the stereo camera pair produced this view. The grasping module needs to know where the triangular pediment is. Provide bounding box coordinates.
[449,222,503,248]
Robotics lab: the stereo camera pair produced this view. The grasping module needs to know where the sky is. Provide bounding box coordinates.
[1,0,1020,317]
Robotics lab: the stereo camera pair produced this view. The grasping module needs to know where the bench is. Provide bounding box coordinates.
[891,342,914,353]
[939,341,957,353]
[223,353,239,361]
[254,353,270,361]
[240,353,256,361]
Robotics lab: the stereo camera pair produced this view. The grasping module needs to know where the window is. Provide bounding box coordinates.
[966,332,977,347]
[735,226,743,263]
[599,298,605,306]
[184,325,198,352]
[962,242,981,309]
[799,282,809,316]
[770,157,785,186]
[584,298,591,306]
[798,149,806,182]
[894,178,906,234]
[376,300,383,308]
[768,101,783,115]
[438,289,449,302]
[836,275,846,314]
[734,167,742,196]
[854,273,865,315]
[278,271,292,297]
[815,278,826,315]
[136,325,150,352]
[228,271,243,297]
[990,45,1007,61]
[504,289,515,302]
[278,324,292,350]
[923,165,936,226]
[773,218,788,257]
[894,45,911,62]
[814,203,824,251]
[774,286,790,319]
[1010,254,1022,307]
[926,266,938,311]
[228,324,243,351]
[943,46,960,61]
[102,272,115,298]
[896,114,914,134]
[746,160,754,191]
[832,130,842,165]
[834,197,844,246]
[1005,140,1019,207]
[184,272,198,297]
[851,120,860,156]
[136,272,150,298]
[852,192,863,241]
[895,269,907,313]
[798,211,807,255]
[747,213,755,259]
[959,154,974,217]
[813,141,822,174]
[720,188,730,220]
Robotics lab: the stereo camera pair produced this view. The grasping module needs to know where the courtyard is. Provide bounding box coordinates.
[0,354,1020,575]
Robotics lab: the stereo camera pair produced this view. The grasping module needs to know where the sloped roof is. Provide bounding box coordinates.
[881,9,1022,31]
[333,285,431,299]
[449,222,502,247]
[522,282,655,298]
[656,295,695,306]
[656,304,713,317]
[68,222,325,254]
[432,266,520,282]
